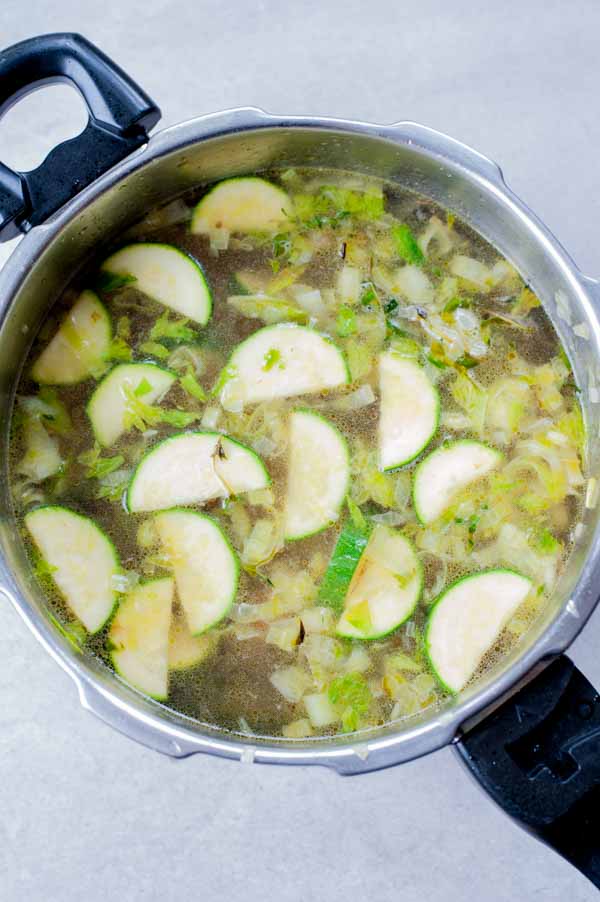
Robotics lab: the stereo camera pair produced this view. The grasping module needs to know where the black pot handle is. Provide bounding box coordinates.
[457,655,600,889]
[0,32,161,241]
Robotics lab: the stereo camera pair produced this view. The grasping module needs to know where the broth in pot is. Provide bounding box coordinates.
[9,169,585,738]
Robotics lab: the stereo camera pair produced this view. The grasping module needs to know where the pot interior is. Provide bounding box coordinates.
[1,120,599,762]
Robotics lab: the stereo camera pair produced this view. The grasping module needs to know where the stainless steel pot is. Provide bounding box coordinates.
[2,33,600,885]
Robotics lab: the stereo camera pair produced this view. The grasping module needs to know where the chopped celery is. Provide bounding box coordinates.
[389,334,421,359]
[294,186,384,226]
[392,224,424,265]
[139,340,170,360]
[346,495,367,531]
[180,368,207,401]
[228,294,308,325]
[328,672,372,732]
[262,348,282,371]
[336,305,357,337]
[150,313,197,343]
[451,372,487,435]
[345,338,374,382]
[78,444,125,479]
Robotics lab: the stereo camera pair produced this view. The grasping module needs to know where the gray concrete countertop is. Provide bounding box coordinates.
[2,2,600,899]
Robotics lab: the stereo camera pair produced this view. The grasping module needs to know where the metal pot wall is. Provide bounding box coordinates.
[2,33,600,887]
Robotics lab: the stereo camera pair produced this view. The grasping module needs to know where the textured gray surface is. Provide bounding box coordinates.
[1,2,600,899]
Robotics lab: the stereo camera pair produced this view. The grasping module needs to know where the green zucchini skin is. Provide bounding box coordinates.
[318,521,372,611]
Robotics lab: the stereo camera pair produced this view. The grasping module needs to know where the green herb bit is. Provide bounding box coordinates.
[211,363,238,397]
[392,223,424,265]
[37,387,72,435]
[108,336,133,362]
[361,283,379,307]
[443,296,469,314]
[139,340,170,360]
[384,298,398,314]
[536,528,561,554]
[336,305,357,337]
[262,348,282,371]
[150,313,197,343]
[455,354,480,369]
[134,378,153,397]
[328,672,372,733]
[180,368,207,401]
[123,386,198,432]
[346,495,367,531]
[77,444,125,479]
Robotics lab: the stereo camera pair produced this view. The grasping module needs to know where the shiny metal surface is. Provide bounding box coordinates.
[1,108,599,773]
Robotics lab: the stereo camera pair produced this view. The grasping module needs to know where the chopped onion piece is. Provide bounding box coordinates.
[304,692,338,727]
[270,665,312,703]
[450,255,491,290]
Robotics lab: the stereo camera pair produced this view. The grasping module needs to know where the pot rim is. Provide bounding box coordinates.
[1,107,599,774]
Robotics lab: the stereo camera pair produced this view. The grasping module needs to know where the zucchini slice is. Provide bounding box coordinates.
[378,352,439,470]
[413,440,501,525]
[220,324,349,409]
[425,569,532,693]
[31,290,111,385]
[110,577,174,700]
[155,510,238,635]
[284,410,350,540]
[168,610,218,671]
[87,362,176,447]
[127,431,269,513]
[191,177,292,235]
[318,520,371,610]
[336,526,422,640]
[101,243,212,325]
[25,506,120,633]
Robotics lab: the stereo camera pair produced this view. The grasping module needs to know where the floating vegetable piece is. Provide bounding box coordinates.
[336,526,422,640]
[191,177,293,235]
[110,578,174,699]
[284,410,350,540]
[25,506,120,633]
[127,432,269,513]
[378,352,439,470]
[87,363,176,446]
[31,291,111,384]
[101,243,212,325]
[155,509,238,635]
[413,440,501,525]
[219,324,349,409]
[318,520,371,611]
[425,569,532,692]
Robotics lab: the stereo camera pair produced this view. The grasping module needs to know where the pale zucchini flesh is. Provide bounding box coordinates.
[168,610,218,671]
[191,177,292,235]
[220,324,349,409]
[101,243,212,325]
[378,352,439,470]
[284,410,349,540]
[155,510,238,635]
[110,577,174,700]
[25,506,119,634]
[87,362,176,447]
[426,569,532,693]
[127,431,270,512]
[413,440,501,525]
[31,290,111,385]
[336,526,422,640]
